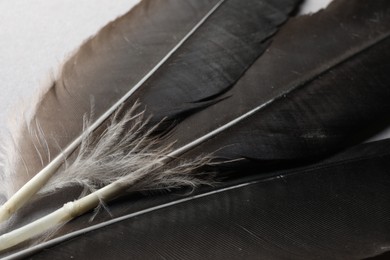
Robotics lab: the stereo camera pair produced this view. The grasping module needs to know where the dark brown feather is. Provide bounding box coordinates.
[2,0,390,258]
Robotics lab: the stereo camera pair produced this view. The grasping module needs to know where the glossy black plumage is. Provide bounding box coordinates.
[1,0,390,258]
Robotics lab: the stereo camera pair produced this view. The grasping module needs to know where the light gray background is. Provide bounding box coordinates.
[1,0,387,140]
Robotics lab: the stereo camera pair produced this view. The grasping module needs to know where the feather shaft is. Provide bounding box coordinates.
[0,148,192,250]
[0,204,73,252]
[0,0,225,222]
[0,174,140,251]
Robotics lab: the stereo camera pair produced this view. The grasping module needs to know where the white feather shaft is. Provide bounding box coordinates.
[0,204,74,252]
[0,154,65,222]
[0,156,171,251]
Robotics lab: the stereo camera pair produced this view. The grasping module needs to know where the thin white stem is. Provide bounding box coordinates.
[0,0,226,223]
[0,155,65,222]
[0,203,74,251]
[0,163,154,251]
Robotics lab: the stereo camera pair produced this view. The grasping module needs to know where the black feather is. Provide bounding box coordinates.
[1,0,390,258]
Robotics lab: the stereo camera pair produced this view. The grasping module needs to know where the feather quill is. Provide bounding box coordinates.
[1,0,390,257]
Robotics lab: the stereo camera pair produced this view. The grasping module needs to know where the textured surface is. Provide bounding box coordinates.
[1,0,390,259]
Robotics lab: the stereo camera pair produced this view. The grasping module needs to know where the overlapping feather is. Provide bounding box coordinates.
[1,0,302,253]
[1,0,390,258]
